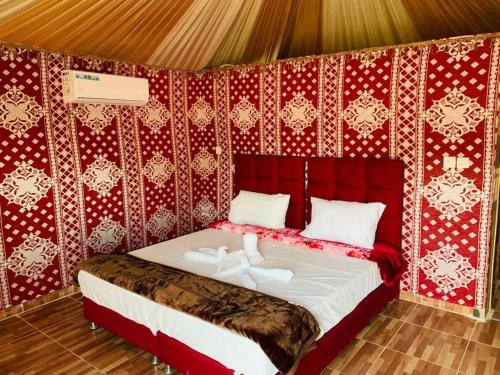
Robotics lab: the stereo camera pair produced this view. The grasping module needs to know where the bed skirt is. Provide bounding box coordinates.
[82,280,399,375]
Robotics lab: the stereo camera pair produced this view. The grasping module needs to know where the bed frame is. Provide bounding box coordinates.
[82,154,404,375]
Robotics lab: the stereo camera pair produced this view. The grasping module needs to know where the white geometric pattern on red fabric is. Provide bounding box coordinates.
[192,147,216,180]
[280,91,317,136]
[351,50,387,69]
[278,58,319,156]
[425,87,485,142]
[120,102,147,248]
[335,56,346,157]
[214,71,232,219]
[143,151,174,188]
[260,64,279,154]
[169,71,193,235]
[437,40,484,61]
[395,47,421,292]
[0,161,52,210]
[424,170,482,220]
[42,52,85,278]
[188,96,214,131]
[230,96,259,134]
[475,37,500,308]
[6,233,58,280]
[83,57,102,71]
[410,45,431,295]
[286,59,314,74]
[137,95,171,134]
[344,91,389,138]
[193,194,217,226]
[146,205,176,240]
[82,155,122,196]
[112,83,132,250]
[40,52,69,285]
[73,104,115,135]
[114,62,146,249]
[319,57,339,156]
[0,36,498,311]
[420,244,476,294]
[0,86,44,137]
[0,202,9,308]
[87,216,126,253]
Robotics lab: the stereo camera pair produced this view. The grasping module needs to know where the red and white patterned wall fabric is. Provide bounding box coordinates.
[0,35,498,310]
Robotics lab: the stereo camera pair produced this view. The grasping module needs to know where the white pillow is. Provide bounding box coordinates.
[228,190,290,229]
[301,197,386,249]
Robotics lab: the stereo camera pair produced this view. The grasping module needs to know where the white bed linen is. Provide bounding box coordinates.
[79,228,383,375]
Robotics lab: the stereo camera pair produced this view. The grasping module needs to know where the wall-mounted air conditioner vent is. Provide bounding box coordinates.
[62,70,149,106]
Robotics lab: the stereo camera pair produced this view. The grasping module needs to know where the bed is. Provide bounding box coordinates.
[78,154,404,375]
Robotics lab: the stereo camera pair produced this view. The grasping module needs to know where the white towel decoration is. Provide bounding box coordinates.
[247,266,294,282]
[183,241,293,287]
[198,246,228,261]
[240,271,257,290]
[184,250,219,263]
[185,246,227,263]
[243,233,264,265]
[213,250,294,283]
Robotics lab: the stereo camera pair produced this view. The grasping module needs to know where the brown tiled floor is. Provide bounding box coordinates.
[1,294,499,374]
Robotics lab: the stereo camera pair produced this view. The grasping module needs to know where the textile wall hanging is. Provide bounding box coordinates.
[0,33,498,310]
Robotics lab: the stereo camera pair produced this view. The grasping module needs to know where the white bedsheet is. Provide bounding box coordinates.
[78,228,383,375]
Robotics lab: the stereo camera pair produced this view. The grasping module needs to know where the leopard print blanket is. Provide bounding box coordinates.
[75,254,320,373]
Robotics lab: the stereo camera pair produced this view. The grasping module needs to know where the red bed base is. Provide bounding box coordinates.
[83,281,399,375]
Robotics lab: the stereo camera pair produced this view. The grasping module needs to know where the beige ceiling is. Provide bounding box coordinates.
[0,0,498,70]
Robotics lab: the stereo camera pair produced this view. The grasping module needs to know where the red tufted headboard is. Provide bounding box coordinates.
[233,154,306,229]
[307,158,404,250]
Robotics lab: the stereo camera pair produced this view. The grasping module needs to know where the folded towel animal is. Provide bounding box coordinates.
[240,271,257,290]
[184,250,219,263]
[184,246,228,263]
[248,266,294,282]
[213,251,294,282]
[243,233,264,265]
[198,246,228,261]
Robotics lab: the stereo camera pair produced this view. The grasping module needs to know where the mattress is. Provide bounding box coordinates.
[78,228,383,375]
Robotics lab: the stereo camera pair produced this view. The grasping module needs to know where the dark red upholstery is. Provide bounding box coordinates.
[83,297,159,356]
[157,332,234,375]
[233,154,306,229]
[307,158,404,250]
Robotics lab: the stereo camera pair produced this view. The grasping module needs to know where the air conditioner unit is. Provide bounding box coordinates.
[62,70,149,106]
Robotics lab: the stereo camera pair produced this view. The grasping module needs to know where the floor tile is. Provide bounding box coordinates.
[380,299,416,320]
[70,328,140,372]
[388,322,468,370]
[406,304,475,338]
[0,316,37,347]
[36,308,139,372]
[357,314,403,346]
[459,341,500,374]
[0,331,66,373]
[471,319,500,348]
[15,349,102,374]
[20,297,82,330]
[368,348,457,375]
[328,338,383,374]
[40,310,107,348]
[107,351,176,375]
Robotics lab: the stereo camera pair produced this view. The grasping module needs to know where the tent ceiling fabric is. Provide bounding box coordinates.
[0,0,498,70]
